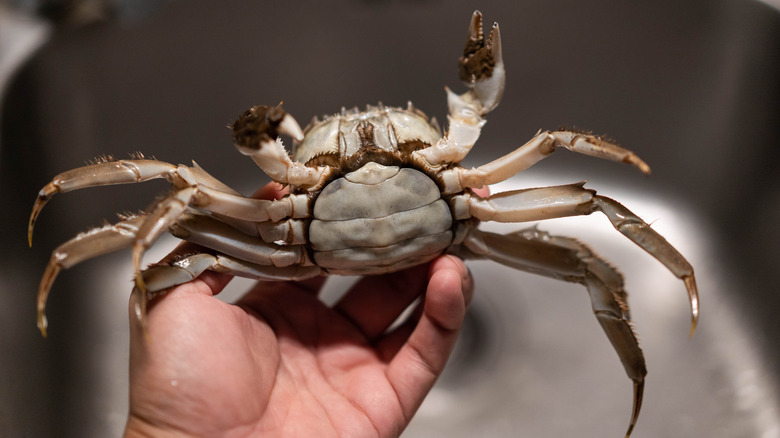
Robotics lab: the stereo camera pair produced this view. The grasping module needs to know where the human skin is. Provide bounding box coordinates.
[124,183,479,438]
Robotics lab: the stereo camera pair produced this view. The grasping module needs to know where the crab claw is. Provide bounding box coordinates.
[231,104,304,155]
[459,10,505,113]
[230,104,329,188]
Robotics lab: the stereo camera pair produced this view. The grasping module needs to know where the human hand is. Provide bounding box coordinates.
[124,184,474,438]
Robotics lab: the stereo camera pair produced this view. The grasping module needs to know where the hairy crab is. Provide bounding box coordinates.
[28,11,698,437]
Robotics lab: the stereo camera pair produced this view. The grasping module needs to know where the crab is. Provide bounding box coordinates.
[28,11,698,437]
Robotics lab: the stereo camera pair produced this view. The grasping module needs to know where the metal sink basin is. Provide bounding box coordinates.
[2,1,778,437]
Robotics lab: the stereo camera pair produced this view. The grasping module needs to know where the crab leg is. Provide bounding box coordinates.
[131,205,311,291]
[35,214,147,337]
[128,184,311,283]
[458,226,645,437]
[193,185,310,222]
[414,11,504,166]
[167,212,310,268]
[132,252,322,333]
[451,183,699,333]
[36,207,311,336]
[439,130,650,194]
[28,159,241,242]
[28,159,177,245]
[28,158,312,244]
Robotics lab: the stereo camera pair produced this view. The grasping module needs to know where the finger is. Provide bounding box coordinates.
[472,185,490,198]
[383,255,471,419]
[251,181,288,200]
[153,241,233,298]
[333,263,430,340]
[376,256,473,358]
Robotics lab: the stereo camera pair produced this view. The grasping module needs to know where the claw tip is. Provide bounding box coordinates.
[468,10,484,40]
[280,114,305,142]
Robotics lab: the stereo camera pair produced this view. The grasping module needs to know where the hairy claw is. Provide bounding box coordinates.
[459,11,502,84]
[231,104,304,151]
[455,11,504,115]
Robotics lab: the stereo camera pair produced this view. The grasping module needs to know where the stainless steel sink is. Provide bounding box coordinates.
[2,1,778,436]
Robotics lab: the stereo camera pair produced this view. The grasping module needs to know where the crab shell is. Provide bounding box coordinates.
[291,106,458,275]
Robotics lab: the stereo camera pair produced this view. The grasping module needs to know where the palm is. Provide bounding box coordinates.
[125,256,471,438]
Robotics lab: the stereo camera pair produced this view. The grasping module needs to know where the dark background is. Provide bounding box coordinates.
[1,0,779,436]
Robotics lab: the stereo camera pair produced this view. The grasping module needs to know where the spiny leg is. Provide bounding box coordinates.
[592,195,699,335]
[231,104,332,189]
[28,159,178,245]
[37,207,311,336]
[167,212,311,269]
[191,184,310,223]
[127,186,311,292]
[459,226,645,437]
[451,183,699,333]
[30,156,313,296]
[132,251,323,334]
[130,204,312,299]
[35,214,146,336]
[28,158,254,244]
[414,11,504,167]
[440,130,650,194]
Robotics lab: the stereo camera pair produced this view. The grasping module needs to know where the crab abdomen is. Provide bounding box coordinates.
[309,163,453,275]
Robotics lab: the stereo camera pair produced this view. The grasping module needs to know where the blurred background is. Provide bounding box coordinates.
[1,0,779,436]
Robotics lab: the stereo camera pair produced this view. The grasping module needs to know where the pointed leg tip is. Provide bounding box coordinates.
[131,300,152,342]
[689,308,699,338]
[131,282,152,341]
[37,314,48,338]
[28,202,44,247]
[134,272,148,294]
[36,262,60,335]
[683,275,699,336]
[138,315,151,342]
[625,379,644,437]
[28,214,36,247]
[621,153,651,175]
[637,160,652,176]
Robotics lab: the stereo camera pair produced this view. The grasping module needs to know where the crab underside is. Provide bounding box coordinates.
[28,11,698,438]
